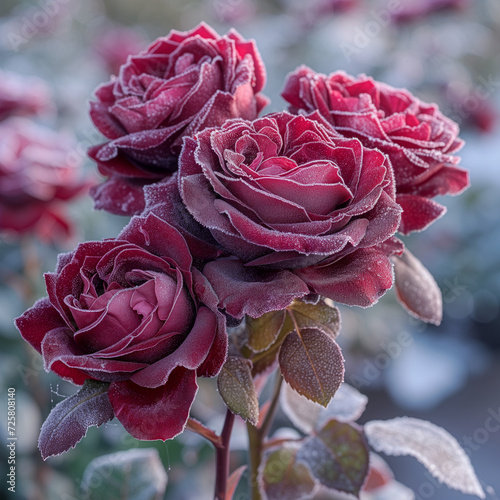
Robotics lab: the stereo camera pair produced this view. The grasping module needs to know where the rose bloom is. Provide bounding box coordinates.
[0,118,88,242]
[0,70,51,121]
[15,214,227,440]
[282,67,469,234]
[89,22,268,216]
[145,112,402,319]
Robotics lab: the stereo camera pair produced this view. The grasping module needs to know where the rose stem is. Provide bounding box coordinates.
[186,411,235,499]
[186,418,220,446]
[214,408,236,500]
[246,370,283,500]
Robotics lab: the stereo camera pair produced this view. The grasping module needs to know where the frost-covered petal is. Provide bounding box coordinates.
[109,368,198,441]
[203,258,310,318]
[15,297,66,353]
[296,247,395,307]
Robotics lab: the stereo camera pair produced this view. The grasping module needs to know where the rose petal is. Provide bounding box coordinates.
[90,175,148,216]
[143,179,220,260]
[118,213,193,273]
[15,297,66,353]
[42,327,147,383]
[130,306,217,387]
[296,247,394,307]
[109,368,198,440]
[203,258,310,318]
[397,194,446,234]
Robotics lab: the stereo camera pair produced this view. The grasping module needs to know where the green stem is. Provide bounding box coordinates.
[260,371,283,440]
[247,371,284,500]
[247,421,263,500]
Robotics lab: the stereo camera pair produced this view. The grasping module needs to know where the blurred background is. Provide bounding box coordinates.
[0,0,499,498]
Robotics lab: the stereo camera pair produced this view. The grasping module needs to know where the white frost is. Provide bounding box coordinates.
[364,417,485,499]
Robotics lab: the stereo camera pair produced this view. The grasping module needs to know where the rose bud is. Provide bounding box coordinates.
[0,118,89,243]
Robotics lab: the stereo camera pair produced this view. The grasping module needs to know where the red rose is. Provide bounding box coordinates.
[147,112,402,318]
[15,214,227,440]
[282,67,469,234]
[0,118,88,242]
[0,70,51,121]
[89,22,269,216]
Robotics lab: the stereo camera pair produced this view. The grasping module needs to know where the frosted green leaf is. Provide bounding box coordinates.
[281,382,368,434]
[218,356,259,425]
[365,417,485,498]
[279,328,344,407]
[259,442,318,500]
[246,310,286,353]
[288,300,341,340]
[38,380,113,460]
[81,448,167,500]
[297,419,369,495]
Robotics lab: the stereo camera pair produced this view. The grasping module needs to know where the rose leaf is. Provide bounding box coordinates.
[364,417,485,498]
[242,313,294,377]
[245,310,286,353]
[392,248,443,325]
[281,382,368,434]
[218,356,259,426]
[278,327,344,407]
[81,448,168,500]
[38,379,114,460]
[258,442,319,500]
[227,465,247,500]
[288,299,341,340]
[296,419,370,496]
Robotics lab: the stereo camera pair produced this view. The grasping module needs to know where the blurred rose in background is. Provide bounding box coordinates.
[0,117,90,243]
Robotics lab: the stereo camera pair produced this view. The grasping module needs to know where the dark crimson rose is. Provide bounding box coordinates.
[89,22,269,216]
[146,112,402,318]
[0,118,88,242]
[0,70,51,121]
[282,67,469,234]
[15,214,227,440]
